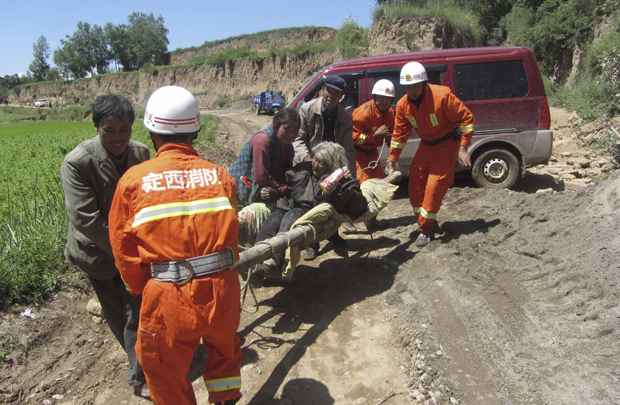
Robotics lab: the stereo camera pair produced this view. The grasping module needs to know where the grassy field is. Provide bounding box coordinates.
[0,107,218,308]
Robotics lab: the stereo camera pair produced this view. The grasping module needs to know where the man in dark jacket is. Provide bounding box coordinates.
[60,95,150,398]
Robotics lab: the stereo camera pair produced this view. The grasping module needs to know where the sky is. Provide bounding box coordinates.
[0,0,375,76]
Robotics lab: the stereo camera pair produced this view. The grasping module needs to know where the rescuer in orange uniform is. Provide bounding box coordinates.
[387,61,474,247]
[352,79,396,183]
[108,86,241,405]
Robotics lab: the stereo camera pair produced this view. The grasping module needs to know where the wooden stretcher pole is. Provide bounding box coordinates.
[236,225,314,272]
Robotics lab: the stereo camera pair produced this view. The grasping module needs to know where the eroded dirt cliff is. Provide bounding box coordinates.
[12,50,337,110]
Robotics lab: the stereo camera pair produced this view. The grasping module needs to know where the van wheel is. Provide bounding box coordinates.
[472,148,520,189]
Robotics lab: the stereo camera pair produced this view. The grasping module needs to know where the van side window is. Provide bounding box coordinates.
[455,61,528,101]
[372,70,444,106]
[304,85,322,102]
[342,78,359,110]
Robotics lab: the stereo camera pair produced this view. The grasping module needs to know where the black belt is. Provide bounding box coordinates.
[150,249,234,284]
[420,129,460,146]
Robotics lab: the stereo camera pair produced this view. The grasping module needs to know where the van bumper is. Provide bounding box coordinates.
[525,129,553,167]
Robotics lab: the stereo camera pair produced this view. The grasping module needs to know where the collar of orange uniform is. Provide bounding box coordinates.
[408,84,428,108]
[155,142,199,158]
[371,98,390,117]
[369,99,378,116]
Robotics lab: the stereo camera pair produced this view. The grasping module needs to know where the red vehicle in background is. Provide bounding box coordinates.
[290,47,552,189]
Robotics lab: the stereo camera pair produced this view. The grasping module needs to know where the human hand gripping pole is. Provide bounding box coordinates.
[458,145,471,168]
[386,159,399,175]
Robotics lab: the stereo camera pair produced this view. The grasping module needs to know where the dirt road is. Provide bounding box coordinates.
[1,108,618,405]
[375,179,620,404]
[198,108,271,165]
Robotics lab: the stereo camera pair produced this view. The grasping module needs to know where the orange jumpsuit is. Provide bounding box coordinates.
[109,143,241,405]
[352,99,395,183]
[389,84,474,235]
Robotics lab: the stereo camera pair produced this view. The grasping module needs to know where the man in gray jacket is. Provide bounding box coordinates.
[60,95,150,398]
[293,74,355,174]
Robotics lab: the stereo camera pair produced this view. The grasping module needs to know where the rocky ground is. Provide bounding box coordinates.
[528,108,619,190]
[1,107,619,405]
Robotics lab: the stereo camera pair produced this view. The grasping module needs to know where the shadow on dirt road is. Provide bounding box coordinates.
[240,239,415,404]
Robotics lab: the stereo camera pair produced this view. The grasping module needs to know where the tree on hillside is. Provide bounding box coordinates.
[46,68,62,81]
[89,24,111,74]
[336,19,368,58]
[53,22,110,79]
[376,0,424,4]
[463,0,513,41]
[127,12,169,68]
[28,36,51,81]
[54,40,87,79]
[105,23,133,71]
[106,12,169,71]
[0,74,31,97]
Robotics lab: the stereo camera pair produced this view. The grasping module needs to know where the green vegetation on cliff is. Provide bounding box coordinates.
[376,0,620,119]
[374,0,482,44]
[336,19,369,58]
[173,26,334,56]
[190,40,336,66]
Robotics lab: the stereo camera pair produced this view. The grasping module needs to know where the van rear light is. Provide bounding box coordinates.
[538,98,551,129]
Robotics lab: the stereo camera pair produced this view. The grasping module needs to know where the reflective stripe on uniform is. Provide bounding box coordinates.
[407,115,417,128]
[206,376,241,393]
[459,124,474,134]
[419,207,437,220]
[390,140,405,150]
[132,197,232,228]
[429,114,439,127]
[356,133,367,144]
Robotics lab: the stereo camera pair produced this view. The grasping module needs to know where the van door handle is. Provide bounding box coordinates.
[474,128,519,135]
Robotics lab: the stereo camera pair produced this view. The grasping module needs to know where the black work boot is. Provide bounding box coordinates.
[133,384,151,400]
[329,233,349,258]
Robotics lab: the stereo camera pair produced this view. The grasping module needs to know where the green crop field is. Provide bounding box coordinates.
[0,107,218,308]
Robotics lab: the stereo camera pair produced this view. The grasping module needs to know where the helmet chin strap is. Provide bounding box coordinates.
[150,133,162,152]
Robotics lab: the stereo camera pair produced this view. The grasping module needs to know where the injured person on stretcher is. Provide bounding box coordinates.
[238,141,398,284]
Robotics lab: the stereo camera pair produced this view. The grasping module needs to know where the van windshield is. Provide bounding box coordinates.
[291,70,324,106]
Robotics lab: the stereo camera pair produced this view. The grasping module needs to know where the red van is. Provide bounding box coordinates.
[290,47,552,188]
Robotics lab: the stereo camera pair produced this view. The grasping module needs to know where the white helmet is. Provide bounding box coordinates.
[144,86,200,135]
[400,61,428,85]
[371,79,395,98]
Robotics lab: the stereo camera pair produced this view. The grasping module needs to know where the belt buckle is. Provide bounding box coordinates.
[176,260,195,285]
